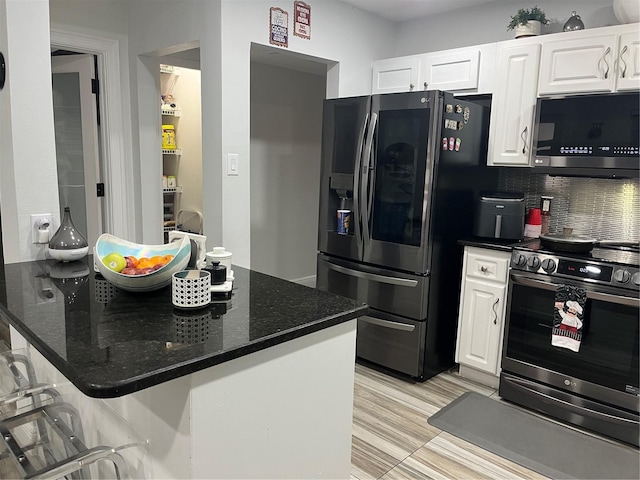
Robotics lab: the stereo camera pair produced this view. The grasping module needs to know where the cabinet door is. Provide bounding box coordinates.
[487,43,540,166]
[455,277,505,375]
[371,56,421,94]
[420,47,480,92]
[538,35,618,95]
[616,32,640,91]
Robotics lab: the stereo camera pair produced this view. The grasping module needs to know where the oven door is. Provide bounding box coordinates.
[502,272,640,413]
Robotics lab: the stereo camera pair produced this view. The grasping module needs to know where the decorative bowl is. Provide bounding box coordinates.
[94,234,191,292]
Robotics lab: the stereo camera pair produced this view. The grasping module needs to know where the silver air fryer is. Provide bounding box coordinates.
[473,192,525,240]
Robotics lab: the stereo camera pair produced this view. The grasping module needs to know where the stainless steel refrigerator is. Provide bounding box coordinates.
[316,90,496,381]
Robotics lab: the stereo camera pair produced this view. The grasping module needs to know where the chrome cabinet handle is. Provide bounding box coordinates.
[521,126,528,154]
[600,46,611,79]
[409,83,415,91]
[480,266,488,273]
[491,298,499,325]
[619,45,628,78]
[423,82,428,90]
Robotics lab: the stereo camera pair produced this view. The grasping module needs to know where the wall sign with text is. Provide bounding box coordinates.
[269,7,289,48]
[294,1,311,39]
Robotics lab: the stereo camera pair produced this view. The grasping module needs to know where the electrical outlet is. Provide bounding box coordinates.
[35,275,56,304]
[31,213,53,244]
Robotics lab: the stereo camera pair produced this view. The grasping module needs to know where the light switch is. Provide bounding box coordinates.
[227,154,239,176]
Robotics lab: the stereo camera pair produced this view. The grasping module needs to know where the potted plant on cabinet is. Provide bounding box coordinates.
[507,6,549,38]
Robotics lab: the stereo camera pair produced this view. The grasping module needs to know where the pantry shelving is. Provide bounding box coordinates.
[161,64,182,238]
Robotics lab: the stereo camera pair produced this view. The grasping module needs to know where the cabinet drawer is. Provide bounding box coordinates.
[465,249,510,282]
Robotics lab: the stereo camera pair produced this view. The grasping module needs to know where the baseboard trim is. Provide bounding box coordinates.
[291,275,316,288]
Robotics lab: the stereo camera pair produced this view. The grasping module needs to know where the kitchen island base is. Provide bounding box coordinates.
[14,319,357,479]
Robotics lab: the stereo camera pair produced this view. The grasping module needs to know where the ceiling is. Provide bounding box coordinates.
[340,0,501,22]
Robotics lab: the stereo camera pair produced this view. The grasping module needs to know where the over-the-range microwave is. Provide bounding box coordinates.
[532,92,639,177]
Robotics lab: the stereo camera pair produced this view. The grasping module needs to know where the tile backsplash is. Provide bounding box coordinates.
[498,169,639,242]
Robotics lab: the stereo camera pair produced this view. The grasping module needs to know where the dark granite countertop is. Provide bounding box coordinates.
[458,237,538,252]
[0,257,368,398]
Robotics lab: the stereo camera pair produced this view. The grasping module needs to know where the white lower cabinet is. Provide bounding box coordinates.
[455,247,511,387]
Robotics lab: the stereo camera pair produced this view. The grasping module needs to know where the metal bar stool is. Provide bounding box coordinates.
[0,401,130,479]
[0,349,141,479]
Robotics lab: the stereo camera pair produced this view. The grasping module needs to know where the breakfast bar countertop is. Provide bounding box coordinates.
[0,256,368,398]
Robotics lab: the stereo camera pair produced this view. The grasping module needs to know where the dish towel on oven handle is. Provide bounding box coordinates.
[552,284,587,352]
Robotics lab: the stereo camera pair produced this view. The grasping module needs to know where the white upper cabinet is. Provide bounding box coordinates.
[420,45,491,93]
[371,56,421,94]
[617,31,640,91]
[538,34,619,95]
[371,44,495,95]
[487,42,541,166]
[538,24,640,95]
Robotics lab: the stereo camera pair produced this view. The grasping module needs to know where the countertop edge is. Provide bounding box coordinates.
[458,237,536,253]
[1,302,369,399]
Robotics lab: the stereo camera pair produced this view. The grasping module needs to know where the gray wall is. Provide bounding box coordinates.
[392,0,619,56]
[249,62,326,282]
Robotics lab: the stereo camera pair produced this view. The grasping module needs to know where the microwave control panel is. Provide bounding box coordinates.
[556,146,640,156]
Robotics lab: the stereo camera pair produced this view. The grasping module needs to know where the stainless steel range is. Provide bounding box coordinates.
[500,240,639,446]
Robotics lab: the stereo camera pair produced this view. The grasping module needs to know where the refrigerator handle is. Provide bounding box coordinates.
[353,112,368,259]
[325,261,418,287]
[360,316,416,332]
[360,112,377,245]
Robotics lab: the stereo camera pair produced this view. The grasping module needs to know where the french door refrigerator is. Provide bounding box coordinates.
[316,90,495,381]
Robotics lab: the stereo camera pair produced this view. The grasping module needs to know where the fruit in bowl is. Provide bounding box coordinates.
[95,234,191,292]
[101,252,175,275]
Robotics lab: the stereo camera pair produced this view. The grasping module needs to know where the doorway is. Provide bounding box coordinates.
[249,45,330,285]
[51,52,103,247]
[156,48,203,242]
[50,28,132,242]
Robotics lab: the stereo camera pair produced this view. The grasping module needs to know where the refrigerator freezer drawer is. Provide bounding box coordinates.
[316,254,429,320]
[357,313,425,378]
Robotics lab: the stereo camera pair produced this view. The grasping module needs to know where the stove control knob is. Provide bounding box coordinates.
[631,272,640,287]
[527,256,541,269]
[613,269,631,284]
[541,258,556,272]
[512,253,527,267]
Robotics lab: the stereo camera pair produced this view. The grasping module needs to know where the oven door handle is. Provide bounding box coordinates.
[510,273,640,308]
[505,374,640,427]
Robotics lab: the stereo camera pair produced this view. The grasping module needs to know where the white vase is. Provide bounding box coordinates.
[613,0,640,24]
[515,20,542,38]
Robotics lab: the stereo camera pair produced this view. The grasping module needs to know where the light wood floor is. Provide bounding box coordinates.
[351,362,552,480]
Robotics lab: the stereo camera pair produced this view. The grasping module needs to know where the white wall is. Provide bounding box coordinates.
[220,0,395,267]
[392,0,620,55]
[126,0,222,247]
[250,62,325,282]
[0,0,60,263]
[123,0,395,266]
